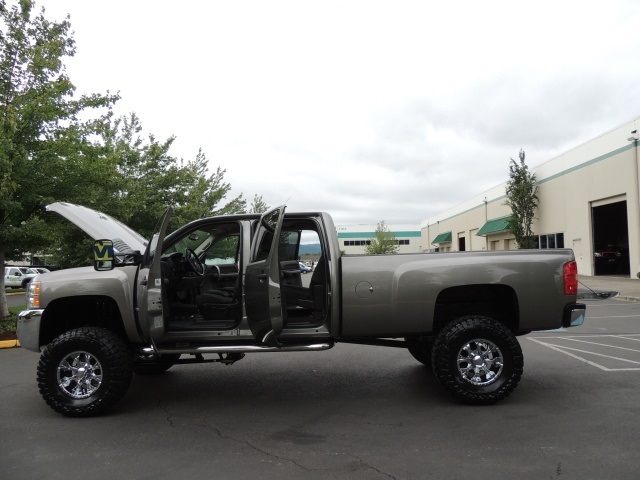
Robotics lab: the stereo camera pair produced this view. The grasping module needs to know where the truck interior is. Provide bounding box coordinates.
[160,217,328,333]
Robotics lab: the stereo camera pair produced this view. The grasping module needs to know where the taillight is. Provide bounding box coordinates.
[563,261,578,295]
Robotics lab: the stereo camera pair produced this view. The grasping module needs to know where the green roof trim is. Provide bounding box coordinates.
[431,231,452,245]
[338,231,421,239]
[477,216,512,236]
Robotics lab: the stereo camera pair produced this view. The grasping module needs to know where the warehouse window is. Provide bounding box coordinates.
[344,240,372,246]
[538,233,564,249]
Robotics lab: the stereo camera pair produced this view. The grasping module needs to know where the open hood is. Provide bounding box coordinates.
[47,202,148,254]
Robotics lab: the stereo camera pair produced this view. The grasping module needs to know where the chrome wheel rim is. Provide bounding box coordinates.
[57,351,103,399]
[457,339,503,386]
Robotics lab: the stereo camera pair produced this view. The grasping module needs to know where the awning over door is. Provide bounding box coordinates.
[477,216,511,236]
[431,231,452,245]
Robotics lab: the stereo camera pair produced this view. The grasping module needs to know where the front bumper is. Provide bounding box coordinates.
[563,303,586,328]
[17,309,44,352]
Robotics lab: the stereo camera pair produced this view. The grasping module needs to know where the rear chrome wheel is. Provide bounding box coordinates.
[432,316,523,405]
[456,339,503,386]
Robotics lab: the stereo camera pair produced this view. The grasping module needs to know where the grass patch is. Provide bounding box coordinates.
[1,305,25,337]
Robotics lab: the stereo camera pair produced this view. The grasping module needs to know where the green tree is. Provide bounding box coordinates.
[48,113,247,265]
[98,112,246,235]
[364,220,399,255]
[505,149,539,249]
[0,0,117,317]
[248,194,269,214]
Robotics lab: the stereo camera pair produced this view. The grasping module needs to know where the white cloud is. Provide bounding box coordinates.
[43,0,640,225]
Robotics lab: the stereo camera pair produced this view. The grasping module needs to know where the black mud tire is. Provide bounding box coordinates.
[37,327,133,417]
[431,316,523,405]
[133,354,181,375]
[405,336,434,366]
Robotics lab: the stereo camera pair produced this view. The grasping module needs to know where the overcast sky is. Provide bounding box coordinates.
[44,1,640,226]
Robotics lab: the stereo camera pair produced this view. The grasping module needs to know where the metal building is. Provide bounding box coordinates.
[337,224,422,254]
[421,117,640,279]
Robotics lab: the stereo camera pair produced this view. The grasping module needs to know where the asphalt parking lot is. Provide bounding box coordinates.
[1,297,639,480]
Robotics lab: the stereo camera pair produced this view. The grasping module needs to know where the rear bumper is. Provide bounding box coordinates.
[17,309,44,352]
[563,303,586,328]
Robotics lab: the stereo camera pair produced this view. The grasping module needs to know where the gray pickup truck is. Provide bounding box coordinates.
[18,202,586,416]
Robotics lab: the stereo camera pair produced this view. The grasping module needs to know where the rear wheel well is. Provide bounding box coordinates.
[40,296,127,346]
[432,284,519,334]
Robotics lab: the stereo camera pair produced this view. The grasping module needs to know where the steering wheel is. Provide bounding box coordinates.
[184,249,205,276]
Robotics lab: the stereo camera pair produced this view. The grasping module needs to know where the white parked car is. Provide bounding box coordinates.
[4,266,38,289]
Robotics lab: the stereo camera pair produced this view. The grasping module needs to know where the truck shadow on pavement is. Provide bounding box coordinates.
[117,361,453,416]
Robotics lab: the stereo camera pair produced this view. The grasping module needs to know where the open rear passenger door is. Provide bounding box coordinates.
[245,206,285,347]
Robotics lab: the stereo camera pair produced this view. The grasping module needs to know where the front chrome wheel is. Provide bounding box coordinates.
[457,339,503,386]
[57,351,103,399]
[37,327,132,417]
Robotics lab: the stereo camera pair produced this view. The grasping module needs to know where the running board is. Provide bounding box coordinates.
[140,342,334,357]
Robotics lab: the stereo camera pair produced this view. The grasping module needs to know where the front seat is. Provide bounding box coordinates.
[196,268,238,320]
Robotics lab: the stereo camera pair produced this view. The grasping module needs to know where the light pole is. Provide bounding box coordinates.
[627,130,639,278]
[483,197,488,251]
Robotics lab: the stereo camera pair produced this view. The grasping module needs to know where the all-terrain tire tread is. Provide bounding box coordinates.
[37,327,132,417]
[431,316,523,405]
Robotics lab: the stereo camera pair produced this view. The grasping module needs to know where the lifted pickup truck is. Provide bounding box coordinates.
[18,202,586,416]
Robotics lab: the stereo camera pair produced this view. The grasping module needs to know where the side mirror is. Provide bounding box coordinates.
[93,239,115,271]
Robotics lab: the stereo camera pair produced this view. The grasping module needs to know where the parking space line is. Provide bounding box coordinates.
[549,345,640,365]
[611,335,640,342]
[534,334,640,339]
[557,337,640,353]
[528,337,640,371]
[528,338,611,371]
[587,315,640,319]
[581,303,635,307]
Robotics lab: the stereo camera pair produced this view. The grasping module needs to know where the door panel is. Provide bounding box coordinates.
[136,207,173,345]
[245,206,285,346]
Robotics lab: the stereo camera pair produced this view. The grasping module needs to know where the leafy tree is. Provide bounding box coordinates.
[0,0,263,320]
[97,112,246,235]
[364,220,399,255]
[0,0,117,317]
[47,112,247,265]
[505,149,539,249]
[248,194,269,214]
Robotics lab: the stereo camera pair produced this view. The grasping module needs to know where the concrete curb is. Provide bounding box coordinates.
[579,290,640,304]
[615,295,640,304]
[0,339,20,349]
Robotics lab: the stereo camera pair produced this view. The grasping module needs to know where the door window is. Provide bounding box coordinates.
[205,236,239,266]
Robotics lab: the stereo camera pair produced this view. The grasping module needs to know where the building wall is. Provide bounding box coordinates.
[420,117,640,278]
[337,224,422,254]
